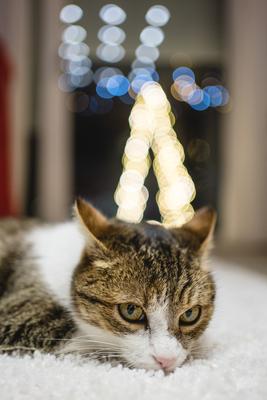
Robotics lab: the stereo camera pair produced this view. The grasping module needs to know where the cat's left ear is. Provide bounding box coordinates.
[74,197,109,244]
[181,207,217,255]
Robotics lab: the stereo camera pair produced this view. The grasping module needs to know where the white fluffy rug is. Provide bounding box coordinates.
[1,259,267,400]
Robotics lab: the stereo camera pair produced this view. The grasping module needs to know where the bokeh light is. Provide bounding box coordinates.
[64,57,92,75]
[187,139,210,163]
[62,25,87,44]
[60,4,83,24]
[93,67,122,84]
[58,73,74,92]
[70,70,93,88]
[132,59,156,70]
[58,42,90,62]
[98,25,126,45]
[135,45,160,63]
[96,78,114,99]
[172,66,195,81]
[99,4,126,25]
[96,43,125,63]
[107,75,130,96]
[115,82,196,225]
[189,89,210,111]
[131,74,154,94]
[140,26,164,47]
[171,67,230,111]
[145,5,170,27]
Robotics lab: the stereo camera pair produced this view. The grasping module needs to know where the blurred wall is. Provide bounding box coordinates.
[37,0,72,221]
[220,0,267,250]
[0,0,31,214]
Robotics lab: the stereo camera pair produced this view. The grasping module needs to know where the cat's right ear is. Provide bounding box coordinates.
[74,198,109,245]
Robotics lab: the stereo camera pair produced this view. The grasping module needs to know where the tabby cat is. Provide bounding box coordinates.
[0,198,216,372]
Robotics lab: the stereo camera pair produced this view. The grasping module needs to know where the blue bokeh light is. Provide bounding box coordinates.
[203,86,223,107]
[96,78,114,99]
[190,89,210,111]
[107,75,130,96]
[131,74,154,94]
[173,66,195,82]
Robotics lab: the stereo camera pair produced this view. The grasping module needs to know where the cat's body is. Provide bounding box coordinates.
[0,200,216,371]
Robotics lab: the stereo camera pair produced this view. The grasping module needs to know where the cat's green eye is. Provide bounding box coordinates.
[118,303,146,323]
[180,306,201,326]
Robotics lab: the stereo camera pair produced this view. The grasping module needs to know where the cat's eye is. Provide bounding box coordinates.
[179,306,201,326]
[118,303,146,323]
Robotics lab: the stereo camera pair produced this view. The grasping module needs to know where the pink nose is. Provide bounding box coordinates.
[154,356,177,369]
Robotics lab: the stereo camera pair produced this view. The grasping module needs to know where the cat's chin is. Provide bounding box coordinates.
[69,318,189,372]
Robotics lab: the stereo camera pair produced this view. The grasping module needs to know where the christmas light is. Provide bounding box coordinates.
[115,82,196,226]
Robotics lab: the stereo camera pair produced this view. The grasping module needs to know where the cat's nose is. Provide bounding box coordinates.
[153,356,177,369]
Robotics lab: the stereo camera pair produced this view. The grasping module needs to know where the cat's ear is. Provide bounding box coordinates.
[74,198,109,242]
[181,207,217,254]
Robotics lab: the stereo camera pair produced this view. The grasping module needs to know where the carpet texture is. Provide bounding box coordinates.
[0,259,266,400]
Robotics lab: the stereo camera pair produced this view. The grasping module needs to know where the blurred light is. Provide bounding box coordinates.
[107,75,130,96]
[187,139,210,163]
[218,86,230,106]
[145,5,170,27]
[58,73,74,92]
[99,4,126,25]
[60,4,83,24]
[98,25,126,45]
[94,67,122,84]
[187,87,203,105]
[174,76,197,102]
[66,92,89,113]
[203,85,223,107]
[189,89,210,111]
[66,57,92,75]
[135,45,159,63]
[70,70,93,87]
[62,25,87,44]
[173,66,195,81]
[119,93,135,105]
[96,43,125,63]
[58,42,90,62]
[170,83,181,101]
[94,66,122,84]
[131,74,154,94]
[131,59,156,70]
[96,78,114,99]
[140,26,164,47]
[115,82,195,226]
[201,76,221,87]
[131,67,159,81]
[141,82,168,110]
[90,96,113,114]
[125,137,149,161]
[120,170,144,192]
[157,177,195,209]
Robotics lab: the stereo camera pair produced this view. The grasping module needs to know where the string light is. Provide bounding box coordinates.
[58,4,93,92]
[171,66,230,110]
[115,82,196,226]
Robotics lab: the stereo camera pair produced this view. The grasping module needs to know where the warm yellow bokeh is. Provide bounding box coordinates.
[114,81,196,226]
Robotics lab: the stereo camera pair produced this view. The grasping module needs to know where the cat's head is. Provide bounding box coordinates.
[71,198,216,372]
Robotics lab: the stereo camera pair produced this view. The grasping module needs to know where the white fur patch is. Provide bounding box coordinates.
[121,302,188,370]
[27,222,86,308]
[72,300,188,371]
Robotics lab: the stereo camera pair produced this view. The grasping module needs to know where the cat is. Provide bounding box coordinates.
[0,198,216,372]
